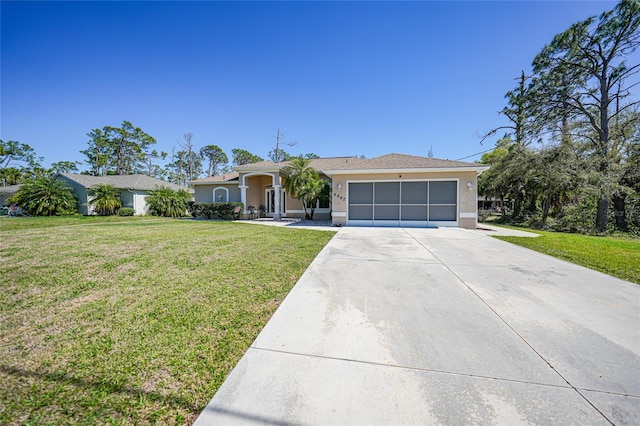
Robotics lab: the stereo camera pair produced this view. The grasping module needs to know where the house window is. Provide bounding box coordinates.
[213,187,229,202]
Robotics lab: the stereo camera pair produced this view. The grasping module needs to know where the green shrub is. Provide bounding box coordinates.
[88,184,122,215]
[146,187,192,218]
[117,207,135,216]
[192,202,244,220]
[10,177,78,216]
[552,202,596,234]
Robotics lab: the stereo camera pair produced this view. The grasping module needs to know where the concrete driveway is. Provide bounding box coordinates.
[195,227,640,425]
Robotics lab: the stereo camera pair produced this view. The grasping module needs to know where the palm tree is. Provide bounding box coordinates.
[146,187,190,218]
[10,177,78,216]
[88,184,122,215]
[281,157,327,220]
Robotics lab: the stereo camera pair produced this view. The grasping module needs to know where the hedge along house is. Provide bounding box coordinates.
[57,173,193,215]
[191,153,489,229]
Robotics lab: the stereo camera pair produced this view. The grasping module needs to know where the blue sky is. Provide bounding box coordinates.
[1,1,627,171]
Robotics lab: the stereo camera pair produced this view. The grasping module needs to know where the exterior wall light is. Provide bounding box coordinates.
[337,183,342,190]
[467,181,473,190]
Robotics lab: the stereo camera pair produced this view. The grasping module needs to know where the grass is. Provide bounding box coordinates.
[0,214,163,231]
[492,226,640,284]
[0,217,335,424]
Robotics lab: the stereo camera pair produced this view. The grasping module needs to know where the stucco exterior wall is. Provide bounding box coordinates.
[58,176,91,215]
[132,191,149,215]
[194,184,241,203]
[245,175,272,209]
[330,170,479,229]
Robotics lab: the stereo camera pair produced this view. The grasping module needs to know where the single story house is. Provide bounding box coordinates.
[58,173,193,215]
[0,184,22,206]
[191,153,489,229]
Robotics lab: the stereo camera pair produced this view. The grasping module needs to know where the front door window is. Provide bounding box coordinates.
[265,189,286,215]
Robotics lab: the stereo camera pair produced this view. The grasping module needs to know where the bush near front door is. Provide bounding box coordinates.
[191,202,244,220]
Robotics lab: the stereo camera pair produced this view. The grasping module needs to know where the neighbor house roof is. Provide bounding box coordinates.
[58,173,193,192]
[0,184,22,195]
[190,171,240,185]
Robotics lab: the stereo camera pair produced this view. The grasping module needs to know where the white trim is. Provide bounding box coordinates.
[240,171,278,186]
[332,211,347,218]
[460,212,477,218]
[324,166,489,176]
[213,187,229,202]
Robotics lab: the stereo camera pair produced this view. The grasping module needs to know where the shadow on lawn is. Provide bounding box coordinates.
[0,364,197,412]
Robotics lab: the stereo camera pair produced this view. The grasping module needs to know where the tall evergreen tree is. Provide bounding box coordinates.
[81,121,156,176]
[200,145,228,176]
[231,149,263,166]
[532,0,640,232]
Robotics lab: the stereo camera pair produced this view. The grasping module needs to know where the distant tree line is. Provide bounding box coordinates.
[2,125,320,189]
[478,0,639,234]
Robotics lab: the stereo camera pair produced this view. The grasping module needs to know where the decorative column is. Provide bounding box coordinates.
[273,184,281,221]
[239,185,248,213]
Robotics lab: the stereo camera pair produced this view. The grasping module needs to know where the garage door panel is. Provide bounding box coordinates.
[375,205,400,220]
[375,182,400,204]
[429,205,457,221]
[429,181,457,204]
[350,205,373,220]
[401,205,427,221]
[401,182,428,204]
[349,183,373,204]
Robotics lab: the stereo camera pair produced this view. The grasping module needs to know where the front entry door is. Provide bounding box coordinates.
[265,189,286,217]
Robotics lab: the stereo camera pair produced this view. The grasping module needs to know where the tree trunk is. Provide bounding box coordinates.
[596,197,608,233]
[542,193,552,223]
[612,193,627,232]
[512,192,522,220]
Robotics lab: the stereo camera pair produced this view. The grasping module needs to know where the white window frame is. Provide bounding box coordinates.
[213,187,229,202]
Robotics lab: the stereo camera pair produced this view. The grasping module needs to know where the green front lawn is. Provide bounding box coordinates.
[493,227,640,284]
[0,218,334,424]
[0,214,163,231]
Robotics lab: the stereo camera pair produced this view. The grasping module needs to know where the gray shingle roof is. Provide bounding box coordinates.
[0,184,22,195]
[233,157,364,172]
[190,171,240,184]
[232,154,484,174]
[59,173,192,192]
[322,153,482,171]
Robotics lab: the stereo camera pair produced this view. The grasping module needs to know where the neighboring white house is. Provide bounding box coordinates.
[57,173,193,216]
[191,153,489,229]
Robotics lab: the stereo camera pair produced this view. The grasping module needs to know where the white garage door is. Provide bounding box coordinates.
[348,181,458,227]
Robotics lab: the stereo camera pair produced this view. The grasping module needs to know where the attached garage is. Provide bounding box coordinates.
[348,180,458,227]
[323,154,489,229]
